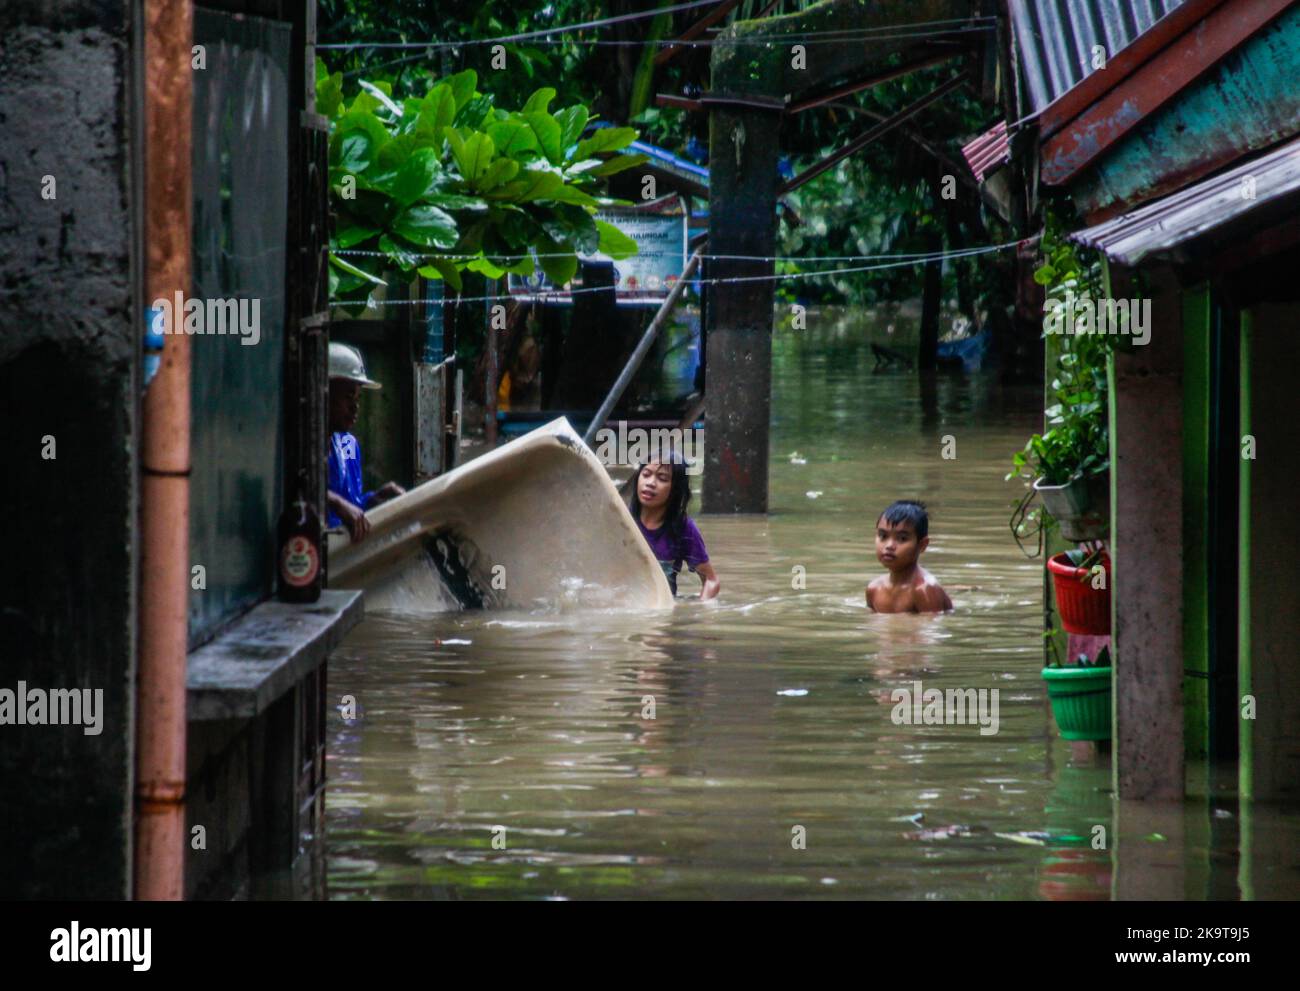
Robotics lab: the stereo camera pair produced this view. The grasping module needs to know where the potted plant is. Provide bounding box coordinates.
[1042,643,1111,741]
[1046,546,1110,634]
[1009,223,1112,542]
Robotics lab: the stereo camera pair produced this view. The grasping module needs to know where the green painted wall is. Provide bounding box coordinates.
[1239,310,1253,804]
[1182,285,1211,758]
[1239,300,1300,804]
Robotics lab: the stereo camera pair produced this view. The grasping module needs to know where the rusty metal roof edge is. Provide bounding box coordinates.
[962,120,1011,182]
[1068,133,1300,266]
[1009,0,1187,113]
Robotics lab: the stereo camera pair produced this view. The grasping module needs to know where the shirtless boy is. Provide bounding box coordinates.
[866,500,953,613]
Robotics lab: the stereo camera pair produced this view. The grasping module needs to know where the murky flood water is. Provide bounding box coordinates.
[324,313,1300,900]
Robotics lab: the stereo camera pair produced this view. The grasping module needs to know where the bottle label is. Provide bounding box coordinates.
[281,535,319,587]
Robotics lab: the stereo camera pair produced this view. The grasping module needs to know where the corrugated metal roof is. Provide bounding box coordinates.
[962,120,1010,181]
[1068,133,1300,265]
[1009,0,1185,112]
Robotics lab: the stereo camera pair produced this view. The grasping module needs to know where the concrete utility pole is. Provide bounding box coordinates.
[701,0,977,512]
[703,100,782,513]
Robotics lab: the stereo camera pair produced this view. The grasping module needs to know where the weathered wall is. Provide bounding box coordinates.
[0,0,138,896]
[1109,265,1184,800]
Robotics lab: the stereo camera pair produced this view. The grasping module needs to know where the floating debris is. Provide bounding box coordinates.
[993,830,1088,847]
[776,688,809,697]
[903,824,985,841]
[889,812,926,824]
[806,490,823,499]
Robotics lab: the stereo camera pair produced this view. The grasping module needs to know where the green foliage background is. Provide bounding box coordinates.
[318,0,1011,313]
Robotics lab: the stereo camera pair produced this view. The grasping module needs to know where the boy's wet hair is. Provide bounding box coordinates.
[878,499,929,539]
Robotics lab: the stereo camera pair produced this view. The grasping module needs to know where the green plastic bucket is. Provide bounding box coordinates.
[1042,666,1112,741]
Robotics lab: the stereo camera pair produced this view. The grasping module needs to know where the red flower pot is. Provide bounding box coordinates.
[1047,552,1111,635]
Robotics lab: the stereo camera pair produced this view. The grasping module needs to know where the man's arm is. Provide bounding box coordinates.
[328,491,370,542]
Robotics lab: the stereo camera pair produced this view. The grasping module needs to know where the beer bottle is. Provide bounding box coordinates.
[278,495,322,603]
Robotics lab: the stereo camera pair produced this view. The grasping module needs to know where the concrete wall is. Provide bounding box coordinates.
[1109,266,1184,800]
[0,0,139,897]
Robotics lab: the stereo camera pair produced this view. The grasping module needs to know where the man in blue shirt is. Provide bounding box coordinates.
[327,342,405,542]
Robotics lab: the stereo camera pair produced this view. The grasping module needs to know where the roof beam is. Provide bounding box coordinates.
[778,71,969,195]
[655,0,746,66]
[787,49,960,113]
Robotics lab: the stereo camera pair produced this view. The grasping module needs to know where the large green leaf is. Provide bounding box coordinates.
[424,69,477,115]
[539,183,600,208]
[490,169,566,202]
[538,239,578,286]
[391,204,460,248]
[358,79,403,118]
[329,253,387,286]
[554,106,589,152]
[379,234,426,272]
[595,219,638,260]
[588,152,649,177]
[475,158,520,193]
[418,260,463,292]
[374,133,426,173]
[334,225,380,249]
[486,119,540,159]
[417,85,457,142]
[540,206,598,254]
[446,129,496,182]
[335,108,390,165]
[386,147,443,206]
[454,94,495,130]
[467,256,507,279]
[524,111,563,165]
[427,192,489,211]
[316,64,343,119]
[564,159,605,178]
[573,127,638,161]
[333,131,372,173]
[521,87,556,115]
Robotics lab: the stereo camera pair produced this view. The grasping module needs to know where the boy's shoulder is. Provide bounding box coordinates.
[913,567,952,609]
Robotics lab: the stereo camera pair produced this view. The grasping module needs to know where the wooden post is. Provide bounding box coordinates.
[702,103,781,513]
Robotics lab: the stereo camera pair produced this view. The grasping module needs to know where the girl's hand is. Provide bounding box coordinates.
[696,562,720,601]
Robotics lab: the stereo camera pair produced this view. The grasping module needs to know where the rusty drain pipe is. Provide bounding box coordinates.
[136,0,193,900]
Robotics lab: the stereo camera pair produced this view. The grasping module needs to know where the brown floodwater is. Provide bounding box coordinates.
[322,314,1300,900]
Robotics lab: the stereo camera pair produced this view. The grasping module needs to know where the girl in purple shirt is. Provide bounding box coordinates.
[628,454,720,600]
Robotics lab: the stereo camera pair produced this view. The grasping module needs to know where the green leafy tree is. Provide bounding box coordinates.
[318,61,644,308]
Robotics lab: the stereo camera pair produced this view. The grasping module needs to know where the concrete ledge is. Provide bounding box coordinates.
[187,590,364,721]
